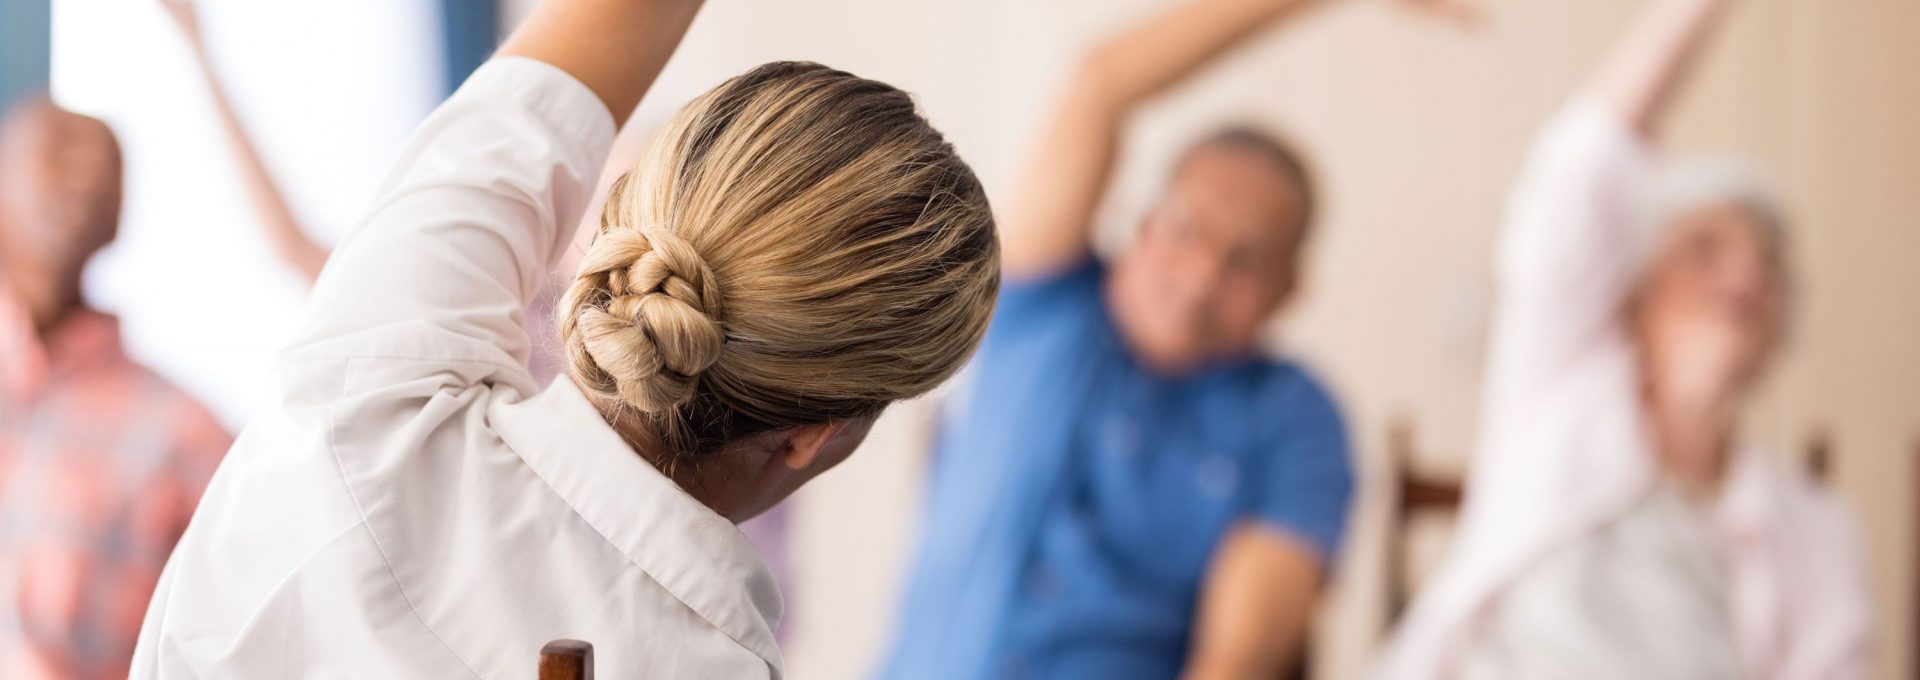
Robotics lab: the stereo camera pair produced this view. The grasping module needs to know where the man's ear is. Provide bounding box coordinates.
[1274,263,1300,307]
[781,420,851,471]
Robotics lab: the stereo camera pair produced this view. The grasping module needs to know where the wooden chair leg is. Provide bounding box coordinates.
[1385,416,1415,624]
[540,639,593,680]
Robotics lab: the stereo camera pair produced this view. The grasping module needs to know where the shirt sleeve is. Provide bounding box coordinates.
[283,58,617,383]
[976,257,1107,351]
[1245,369,1354,567]
[994,257,1103,325]
[1482,94,1655,427]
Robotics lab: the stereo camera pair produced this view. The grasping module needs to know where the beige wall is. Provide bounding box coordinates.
[505,0,1920,677]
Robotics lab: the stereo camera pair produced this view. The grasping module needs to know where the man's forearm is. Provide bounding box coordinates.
[1181,523,1323,680]
[1075,0,1324,113]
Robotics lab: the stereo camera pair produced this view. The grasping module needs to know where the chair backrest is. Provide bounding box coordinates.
[540,639,593,680]
[1804,428,1833,483]
[1381,417,1466,626]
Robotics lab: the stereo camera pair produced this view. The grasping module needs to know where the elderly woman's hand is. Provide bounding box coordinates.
[1396,0,1481,28]
[156,0,204,46]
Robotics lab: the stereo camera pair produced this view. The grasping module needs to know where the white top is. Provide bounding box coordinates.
[130,58,783,679]
[1458,486,1741,680]
[1375,97,1873,680]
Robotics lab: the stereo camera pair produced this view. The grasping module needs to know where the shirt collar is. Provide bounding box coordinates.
[493,377,783,668]
[0,282,122,403]
[1710,445,1777,537]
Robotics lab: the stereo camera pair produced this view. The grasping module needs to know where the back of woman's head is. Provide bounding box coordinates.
[559,61,999,464]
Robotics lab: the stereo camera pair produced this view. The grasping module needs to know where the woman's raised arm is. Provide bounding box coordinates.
[279,0,708,386]
[497,0,707,128]
[1590,0,1738,139]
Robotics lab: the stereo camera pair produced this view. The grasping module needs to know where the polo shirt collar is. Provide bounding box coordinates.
[0,281,121,404]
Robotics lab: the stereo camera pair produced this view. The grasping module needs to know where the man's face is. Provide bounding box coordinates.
[1109,144,1306,374]
[0,104,123,283]
[1633,203,1788,405]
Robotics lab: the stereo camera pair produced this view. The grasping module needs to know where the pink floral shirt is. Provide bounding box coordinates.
[0,287,231,680]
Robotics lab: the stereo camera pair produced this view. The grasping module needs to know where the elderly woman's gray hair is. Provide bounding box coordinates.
[1630,156,1789,277]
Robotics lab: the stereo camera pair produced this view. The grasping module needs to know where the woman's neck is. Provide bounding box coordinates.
[1644,392,1739,499]
[584,389,757,522]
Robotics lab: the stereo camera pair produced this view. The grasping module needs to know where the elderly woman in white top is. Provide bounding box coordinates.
[1377,0,1873,678]
[129,0,1001,677]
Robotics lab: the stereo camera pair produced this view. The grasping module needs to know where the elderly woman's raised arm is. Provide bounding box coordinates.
[1483,0,1742,419]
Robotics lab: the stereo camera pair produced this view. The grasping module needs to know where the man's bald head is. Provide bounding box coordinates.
[0,96,124,295]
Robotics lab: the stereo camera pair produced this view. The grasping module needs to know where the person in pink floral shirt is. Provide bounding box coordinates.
[0,96,231,680]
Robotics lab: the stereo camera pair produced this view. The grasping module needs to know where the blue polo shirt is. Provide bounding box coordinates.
[882,261,1354,680]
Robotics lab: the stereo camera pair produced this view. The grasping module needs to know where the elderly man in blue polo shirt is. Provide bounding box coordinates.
[883,1,1467,678]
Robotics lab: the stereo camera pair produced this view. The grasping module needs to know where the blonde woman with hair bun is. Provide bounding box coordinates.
[560,61,999,499]
[130,1,997,677]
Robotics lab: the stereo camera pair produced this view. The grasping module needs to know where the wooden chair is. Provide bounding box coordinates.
[1381,416,1466,625]
[539,639,593,680]
[1804,427,1833,483]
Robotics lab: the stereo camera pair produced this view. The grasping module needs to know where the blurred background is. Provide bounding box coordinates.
[4,0,1915,677]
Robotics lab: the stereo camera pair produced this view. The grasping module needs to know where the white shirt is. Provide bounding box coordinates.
[131,58,783,679]
[1458,486,1741,680]
[1375,97,1873,680]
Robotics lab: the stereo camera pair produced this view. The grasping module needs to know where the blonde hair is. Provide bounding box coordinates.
[559,61,999,463]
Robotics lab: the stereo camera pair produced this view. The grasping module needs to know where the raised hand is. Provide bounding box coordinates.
[155,0,333,281]
[1593,0,1738,136]
[157,0,204,46]
[1396,0,1481,27]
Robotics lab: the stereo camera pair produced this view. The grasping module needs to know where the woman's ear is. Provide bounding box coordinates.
[781,420,852,471]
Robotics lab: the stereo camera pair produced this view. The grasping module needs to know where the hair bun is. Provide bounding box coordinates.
[565,227,726,413]
[559,61,1001,463]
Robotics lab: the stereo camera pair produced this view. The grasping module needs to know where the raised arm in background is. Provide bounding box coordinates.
[257,0,706,380]
[1000,0,1321,276]
[159,0,330,281]
[497,0,705,128]
[1483,0,1744,407]
[1590,0,1737,139]
[999,0,1473,277]
[160,0,706,284]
